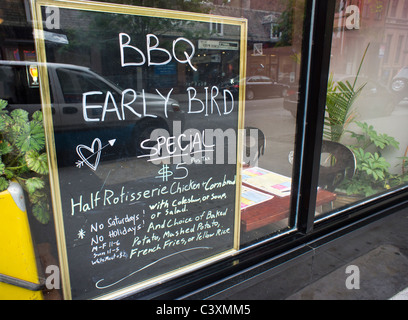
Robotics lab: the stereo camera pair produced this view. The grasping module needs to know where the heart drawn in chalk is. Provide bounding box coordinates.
[76,138,102,171]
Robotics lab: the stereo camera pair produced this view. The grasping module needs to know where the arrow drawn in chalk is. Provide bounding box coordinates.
[75,138,116,171]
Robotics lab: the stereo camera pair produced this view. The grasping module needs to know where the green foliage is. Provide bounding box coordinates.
[323,43,408,197]
[0,99,50,224]
[324,75,365,142]
[324,44,370,142]
[340,121,408,197]
[350,122,399,150]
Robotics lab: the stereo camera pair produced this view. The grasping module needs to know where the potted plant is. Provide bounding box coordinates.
[322,43,408,203]
[0,99,50,224]
[338,121,408,197]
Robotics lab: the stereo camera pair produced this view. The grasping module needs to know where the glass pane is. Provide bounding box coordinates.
[0,0,307,299]
[233,0,305,246]
[316,0,408,220]
[0,0,57,300]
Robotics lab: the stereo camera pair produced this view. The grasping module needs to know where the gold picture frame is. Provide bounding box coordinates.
[31,0,247,300]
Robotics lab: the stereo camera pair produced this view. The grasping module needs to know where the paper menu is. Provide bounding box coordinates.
[240,186,274,210]
[242,167,292,197]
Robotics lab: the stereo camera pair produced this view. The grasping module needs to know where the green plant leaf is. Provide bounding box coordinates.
[0,112,13,132]
[0,116,6,131]
[0,99,8,113]
[0,105,49,224]
[0,177,9,192]
[323,45,370,143]
[11,109,29,125]
[4,169,14,180]
[355,121,400,150]
[25,177,45,194]
[32,110,43,123]
[28,189,46,204]
[324,80,364,142]
[25,151,48,175]
[16,121,46,153]
[0,139,13,156]
[32,201,50,224]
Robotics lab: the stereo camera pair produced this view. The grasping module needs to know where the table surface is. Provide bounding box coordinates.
[241,184,336,232]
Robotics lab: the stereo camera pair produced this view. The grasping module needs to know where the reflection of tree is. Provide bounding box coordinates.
[275,0,305,48]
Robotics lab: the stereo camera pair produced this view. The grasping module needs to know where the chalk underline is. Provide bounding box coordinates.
[139,148,215,162]
[95,246,212,290]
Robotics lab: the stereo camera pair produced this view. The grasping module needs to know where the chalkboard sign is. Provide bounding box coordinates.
[32,0,247,299]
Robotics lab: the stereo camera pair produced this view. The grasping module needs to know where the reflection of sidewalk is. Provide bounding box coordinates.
[199,206,408,300]
[391,102,408,116]
[287,244,408,300]
[391,287,408,300]
[285,208,408,300]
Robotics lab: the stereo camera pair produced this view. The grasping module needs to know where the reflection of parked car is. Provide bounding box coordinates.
[221,75,288,100]
[0,60,183,161]
[283,86,299,118]
[284,76,400,119]
[390,67,408,99]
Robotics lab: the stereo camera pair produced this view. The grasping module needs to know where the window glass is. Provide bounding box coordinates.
[316,0,408,220]
[235,0,305,245]
[0,63,53,105]
[57,68,122,103]
[0,0,306,299]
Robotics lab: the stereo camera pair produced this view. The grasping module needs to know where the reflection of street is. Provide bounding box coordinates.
[392,100,408,114]
[65,96,408,187]
[59,94,296,188]
[172,94,295,177]
[242,97,408,179]
[244,97,295,177]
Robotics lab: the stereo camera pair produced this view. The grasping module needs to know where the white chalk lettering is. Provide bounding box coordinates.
[119,32,196,70]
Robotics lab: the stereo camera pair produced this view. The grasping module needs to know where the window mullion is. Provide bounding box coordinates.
[294,0,336,235]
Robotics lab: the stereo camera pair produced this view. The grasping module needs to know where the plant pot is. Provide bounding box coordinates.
[0,181,43,300]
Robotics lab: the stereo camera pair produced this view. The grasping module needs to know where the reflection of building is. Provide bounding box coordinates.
[0,0,36,61]
[210,0,303,86]
[330,0,408,85]
[0,0,303,89]
[382,0,408,81]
